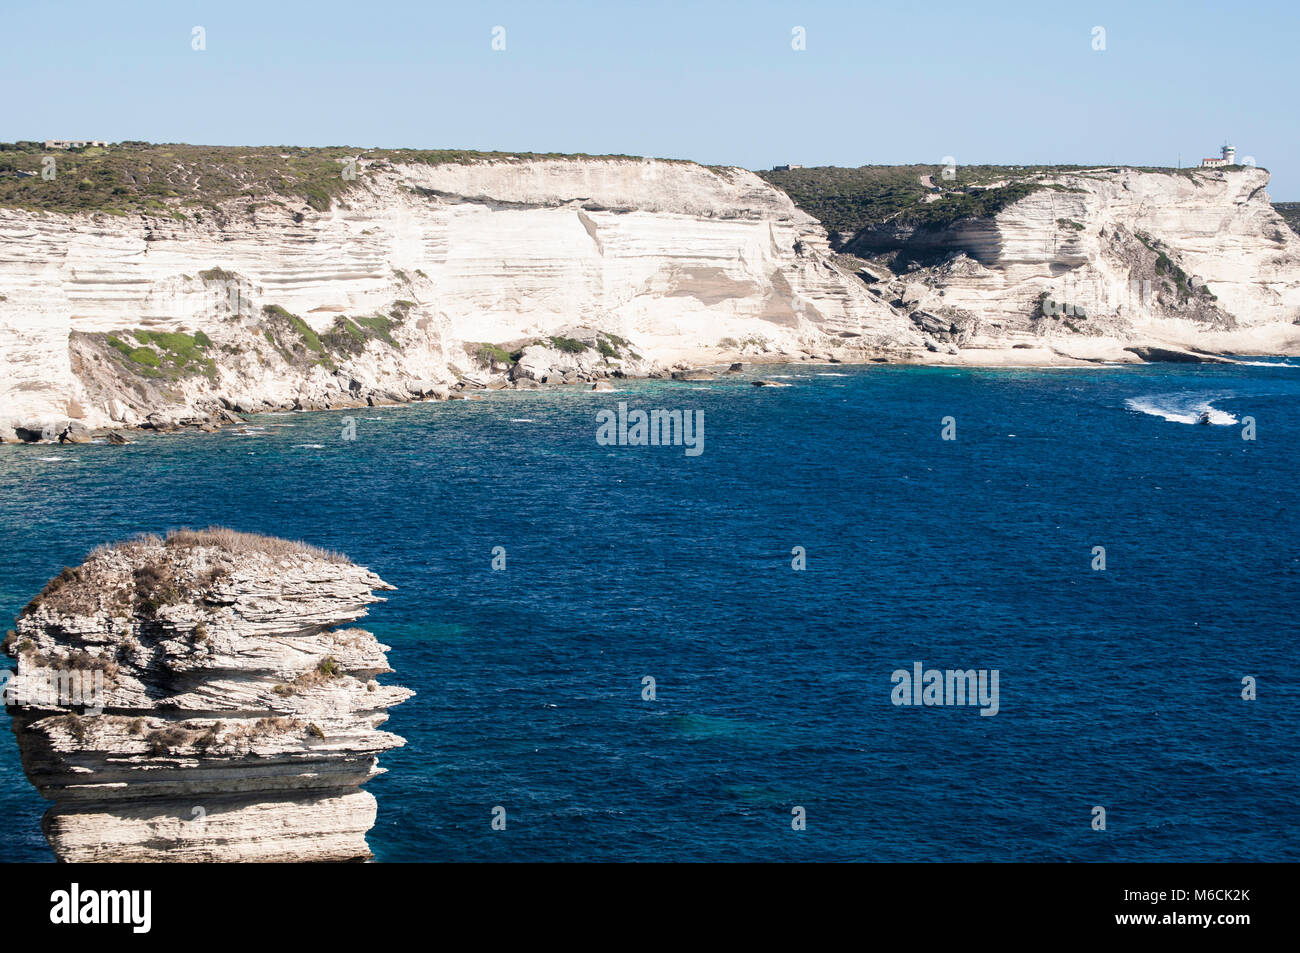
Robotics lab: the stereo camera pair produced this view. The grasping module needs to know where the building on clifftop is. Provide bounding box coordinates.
[1200,144,1236,168]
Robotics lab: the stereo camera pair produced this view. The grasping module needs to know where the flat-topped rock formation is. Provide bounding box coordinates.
[3,527,411,862]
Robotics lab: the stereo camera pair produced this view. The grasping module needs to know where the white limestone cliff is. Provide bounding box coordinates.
[1,157,1298,440]
[3,528,411,862]
[855,166,1300,363]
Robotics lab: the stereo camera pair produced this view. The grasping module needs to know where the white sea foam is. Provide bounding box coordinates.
[1125,393,1238,425]
[294,443,326,449]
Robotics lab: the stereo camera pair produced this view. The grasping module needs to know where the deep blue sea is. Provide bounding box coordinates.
[1,362,1296,862]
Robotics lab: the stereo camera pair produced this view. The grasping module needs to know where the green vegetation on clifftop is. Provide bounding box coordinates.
[758,163,1252,247]
[0,142,699,216]
[1275,203,1300,236]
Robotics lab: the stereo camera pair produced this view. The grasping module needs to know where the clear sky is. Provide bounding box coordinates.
[3,0,1297,197]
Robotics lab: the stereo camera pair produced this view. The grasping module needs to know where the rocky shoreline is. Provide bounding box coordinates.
[0,344,1270,446]
[4,157,1298,445]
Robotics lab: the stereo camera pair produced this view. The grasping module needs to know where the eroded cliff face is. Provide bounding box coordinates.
[1,158,1298,440]
[854,167,1300,361]
[0,157,909,437]
[3,528,410,862]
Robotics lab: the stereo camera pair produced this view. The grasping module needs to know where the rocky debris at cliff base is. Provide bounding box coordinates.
[4,527,411,862]
[1124,345,1239,364]
[57,422,93,444]
[405,380,449,400]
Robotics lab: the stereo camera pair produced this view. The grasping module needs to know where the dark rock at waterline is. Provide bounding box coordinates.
[142,413,177,431]
[58,423,93,444]
[1124,346,1235,364]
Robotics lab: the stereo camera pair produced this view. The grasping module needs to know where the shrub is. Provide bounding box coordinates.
[145,725,190,755]
[54,714,89,742]
[354,315,398,347]
[472,343,513,367]
[133,562,181,618]
[321,316,366,353]
[23,566,95,615]
[548,335,589,353]
[106,329,213,378]
[162,526,347,563]
[129,346,160,367]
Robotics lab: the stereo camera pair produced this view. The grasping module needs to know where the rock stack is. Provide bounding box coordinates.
[3,528,411,862]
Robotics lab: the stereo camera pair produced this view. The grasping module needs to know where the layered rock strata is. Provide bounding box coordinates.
[3,528,410,862]
[847,167,1300,361]
[2,157,1298,441]
[0,156,907,439]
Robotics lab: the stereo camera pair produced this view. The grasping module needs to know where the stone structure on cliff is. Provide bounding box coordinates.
[3,528,410,862]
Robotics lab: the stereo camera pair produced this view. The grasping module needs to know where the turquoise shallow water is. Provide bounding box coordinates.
[1,361,1297,861]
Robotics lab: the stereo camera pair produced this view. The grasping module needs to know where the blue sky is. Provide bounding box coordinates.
[3,0,1297,196]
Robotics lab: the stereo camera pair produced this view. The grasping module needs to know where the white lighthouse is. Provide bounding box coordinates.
[1200,143,1237,168]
